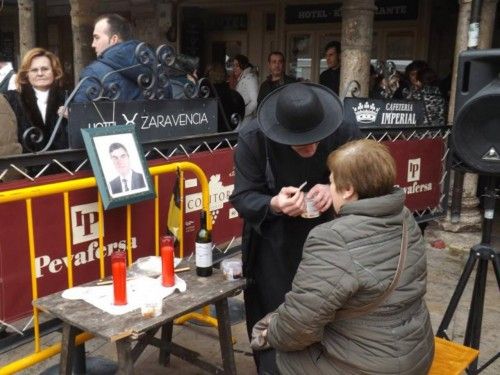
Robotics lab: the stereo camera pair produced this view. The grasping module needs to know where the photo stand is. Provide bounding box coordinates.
[436,176,500,374]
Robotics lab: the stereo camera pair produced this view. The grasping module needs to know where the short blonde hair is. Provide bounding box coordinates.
[327,139,396,199]
[16,48,64,89]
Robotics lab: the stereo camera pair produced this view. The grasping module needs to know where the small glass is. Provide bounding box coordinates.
[141,295,163,318]
[301,195,320,219]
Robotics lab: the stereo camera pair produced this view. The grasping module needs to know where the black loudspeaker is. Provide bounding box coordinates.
[453,49,500,175]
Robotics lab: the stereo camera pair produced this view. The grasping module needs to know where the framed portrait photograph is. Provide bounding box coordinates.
[81,125,155,209]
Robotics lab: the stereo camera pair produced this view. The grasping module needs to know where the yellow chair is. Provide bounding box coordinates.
[428,337,479,375]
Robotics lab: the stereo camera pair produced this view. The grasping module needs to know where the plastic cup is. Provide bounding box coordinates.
[221,259,243,281]
[141,295,163,318]
[301,196,320,219]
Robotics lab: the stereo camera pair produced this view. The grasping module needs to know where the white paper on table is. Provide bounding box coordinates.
[132,256,182,278]
[61,275,186,315]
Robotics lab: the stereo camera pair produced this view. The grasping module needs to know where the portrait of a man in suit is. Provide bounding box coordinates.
[108,142,146,194]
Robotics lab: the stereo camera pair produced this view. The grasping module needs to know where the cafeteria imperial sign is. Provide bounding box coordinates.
[285,0,419,24]
[68,98,217,148]
[343,98,425,128]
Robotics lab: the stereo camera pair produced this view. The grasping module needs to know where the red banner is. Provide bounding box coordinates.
[0,140,444,323]
[384,138,444,211]
[0,149,241,323]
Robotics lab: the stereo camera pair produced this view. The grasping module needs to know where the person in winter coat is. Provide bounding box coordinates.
[232,54,258,127]
[230,82,361,374]
[251,139,435,375]
[73,14,154,103]
[0,94,22,181]
[205,62,245,132]
[257,51,296,105]
[4,47,67,152]
[405,67,446,126]
[0,51,17,93]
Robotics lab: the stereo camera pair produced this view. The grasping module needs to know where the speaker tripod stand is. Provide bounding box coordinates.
[436,176,500,374]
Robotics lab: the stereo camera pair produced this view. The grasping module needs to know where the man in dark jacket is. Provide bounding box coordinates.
[257,52,296,105]
[73,14,151,103]
[230,82,360,373]
[319,41,341,95]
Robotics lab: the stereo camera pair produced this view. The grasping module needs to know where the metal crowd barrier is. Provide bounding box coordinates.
[0,161,211,374]
[0,127,451,373]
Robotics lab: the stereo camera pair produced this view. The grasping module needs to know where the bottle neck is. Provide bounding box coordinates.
[200,211,207,230]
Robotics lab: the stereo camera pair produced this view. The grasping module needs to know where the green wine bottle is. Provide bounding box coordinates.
[195,210,213,276]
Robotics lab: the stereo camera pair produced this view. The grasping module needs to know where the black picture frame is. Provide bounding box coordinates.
[81,125,155,210]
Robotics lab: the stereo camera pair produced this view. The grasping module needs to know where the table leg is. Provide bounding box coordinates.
[59,323,77,375]
[159,321,173,366]
[116,339,134,375]
[215,298,237,375]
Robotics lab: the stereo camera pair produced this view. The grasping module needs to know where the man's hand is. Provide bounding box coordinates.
[306,184,332,213]
[270,186,305,217]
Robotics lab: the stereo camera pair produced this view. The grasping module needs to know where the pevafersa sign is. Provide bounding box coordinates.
[68,98,217,148]
[344,98,426,128]
[385,138,444,210]
[0,139,444,323]
[0,149,240,323]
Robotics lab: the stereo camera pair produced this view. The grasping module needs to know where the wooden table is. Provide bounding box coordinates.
[33,268,246,374]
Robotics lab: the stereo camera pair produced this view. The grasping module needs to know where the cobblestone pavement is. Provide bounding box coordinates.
[1,224,499,374]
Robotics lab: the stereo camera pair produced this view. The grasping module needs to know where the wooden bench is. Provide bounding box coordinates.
[428,337,479,375]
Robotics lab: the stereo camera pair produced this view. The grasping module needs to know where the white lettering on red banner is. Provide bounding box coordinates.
[400,157,433,195]
[35,237,137,278]
[185,174,234,224]
[407,158,421,182]
[71,202,102,245]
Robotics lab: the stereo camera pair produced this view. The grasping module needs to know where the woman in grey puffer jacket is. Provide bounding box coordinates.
[253,139,435,375]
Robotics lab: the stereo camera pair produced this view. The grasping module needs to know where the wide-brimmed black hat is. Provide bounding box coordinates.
[257,82,343,145]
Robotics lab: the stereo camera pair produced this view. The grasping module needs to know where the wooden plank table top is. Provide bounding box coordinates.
[33,267,246,342]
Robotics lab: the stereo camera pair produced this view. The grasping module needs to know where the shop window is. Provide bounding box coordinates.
[266,13,276,31]
[288,34,312,81]
[385,31,415,60]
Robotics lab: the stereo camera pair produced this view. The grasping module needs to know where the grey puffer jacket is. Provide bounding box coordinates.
[267,188,434,375]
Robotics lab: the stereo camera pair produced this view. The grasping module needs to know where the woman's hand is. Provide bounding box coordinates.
[307,184,332,213]
[250,312,277,351]
[57,106,68,119]
[270,186,305,217]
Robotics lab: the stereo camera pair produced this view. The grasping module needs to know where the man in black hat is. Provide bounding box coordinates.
[230,82,360,373]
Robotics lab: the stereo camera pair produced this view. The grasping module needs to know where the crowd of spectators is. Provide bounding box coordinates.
[0,23,449,173]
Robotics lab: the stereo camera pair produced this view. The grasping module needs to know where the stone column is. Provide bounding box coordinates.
[340,0,377,98]
[18,0,36,58]
[478,0,499,49]
[69,0,96,83]
[447,0,471,125]
[445,0,480,232]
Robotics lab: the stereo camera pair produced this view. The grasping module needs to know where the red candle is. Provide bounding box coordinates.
[111,251,127,305]
[161,235,175,287]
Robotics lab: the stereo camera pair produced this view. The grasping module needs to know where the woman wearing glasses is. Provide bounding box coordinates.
[4,47,67,152]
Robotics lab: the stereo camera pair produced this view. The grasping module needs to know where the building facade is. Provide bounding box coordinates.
[0,0,498,89]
